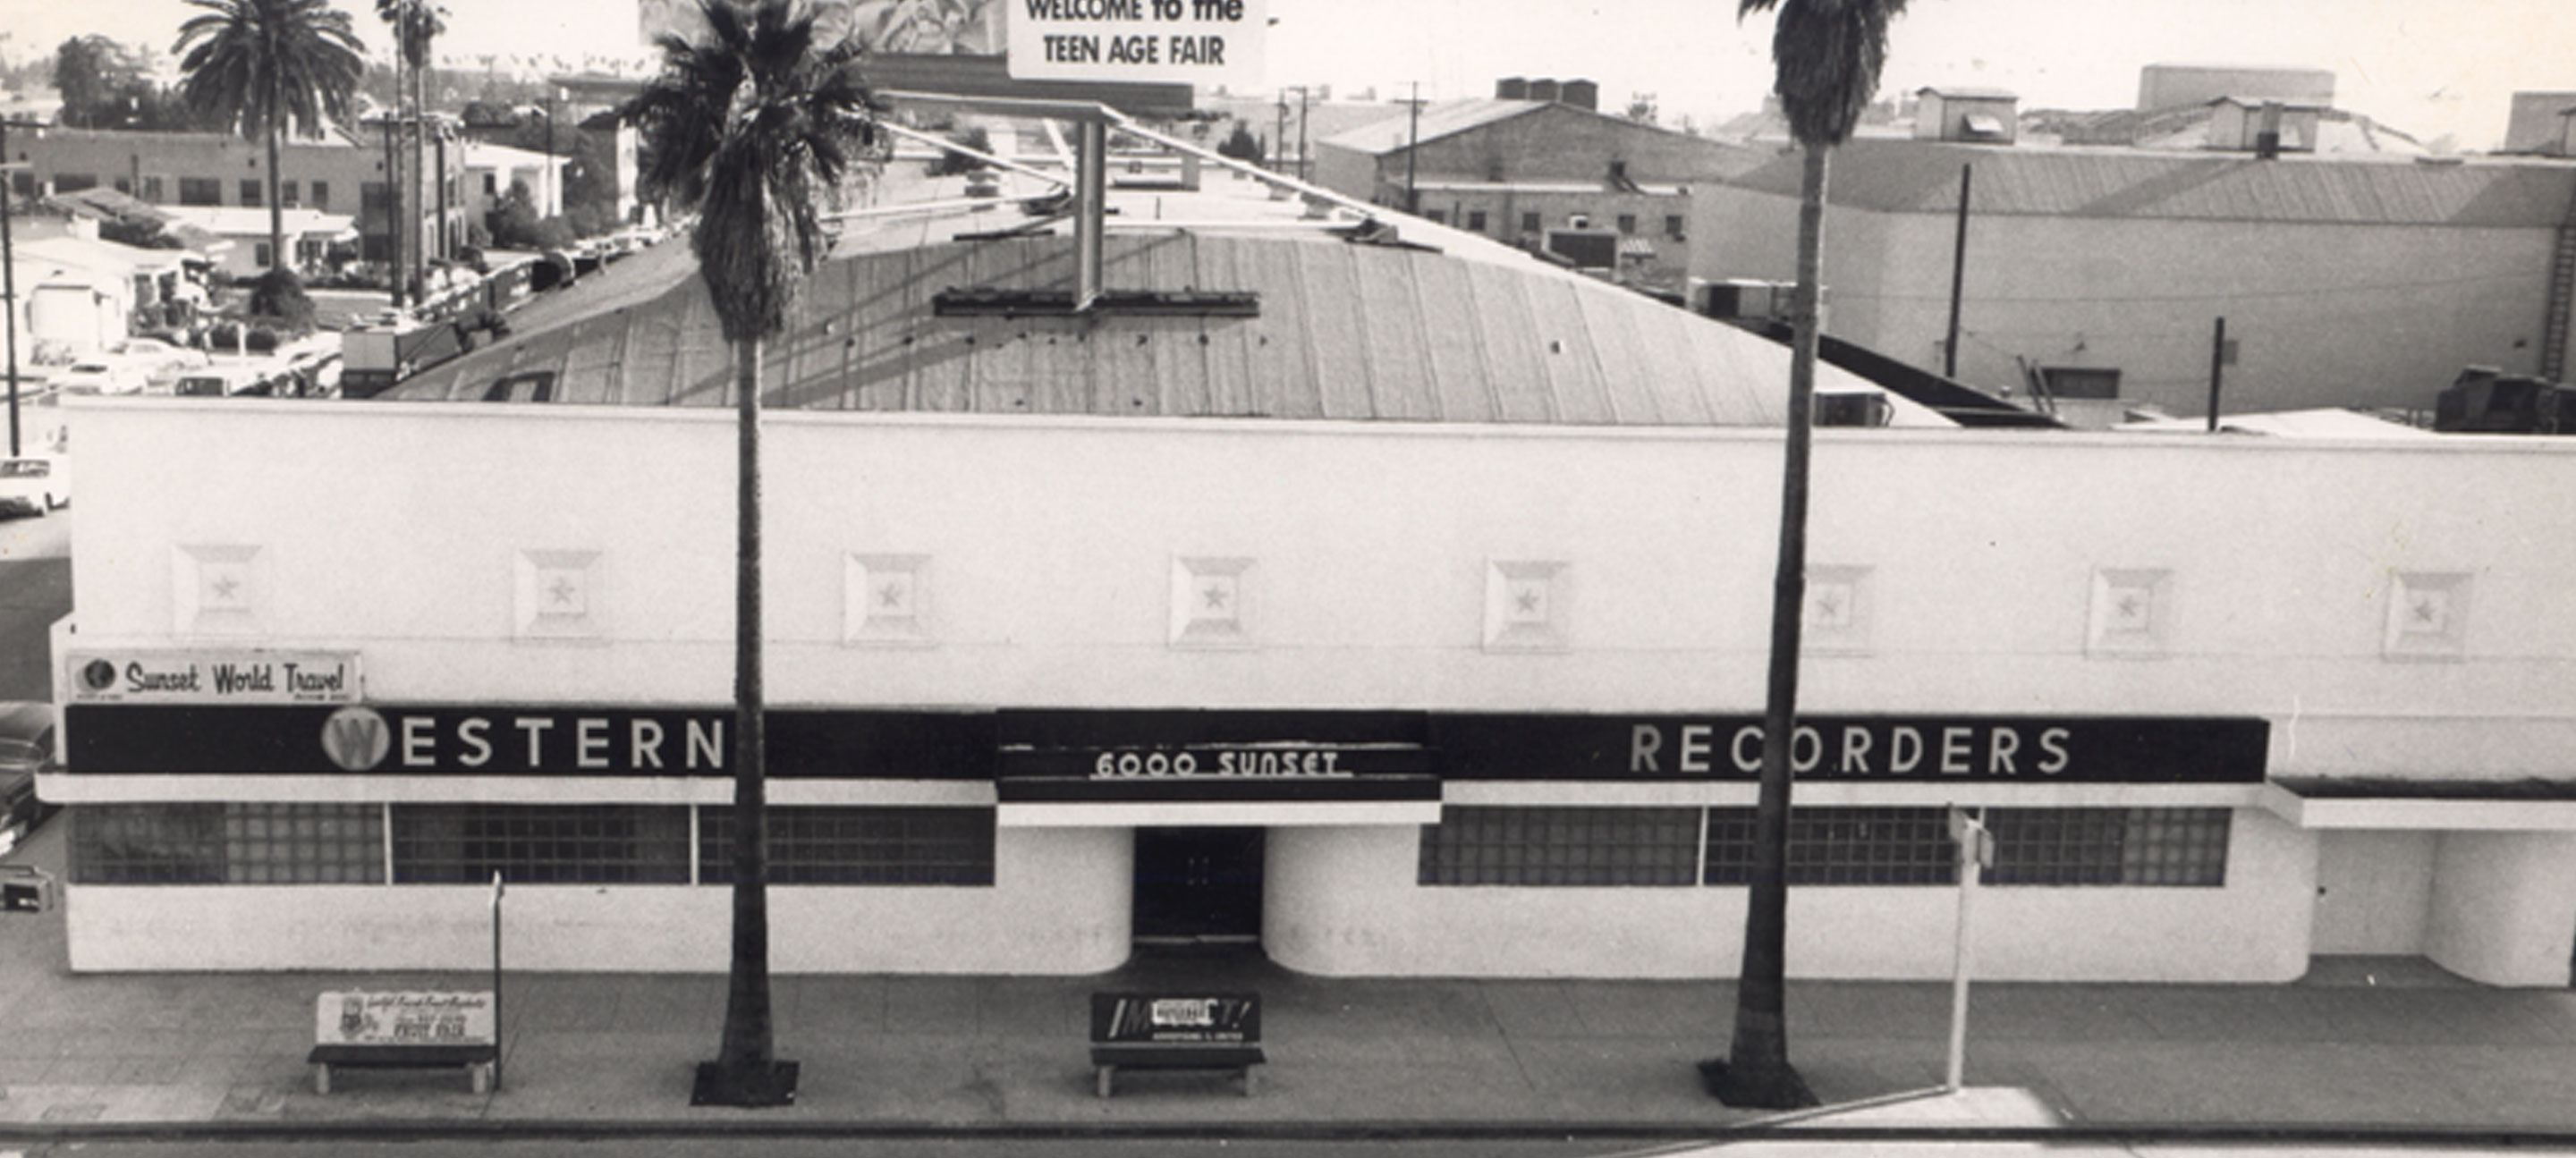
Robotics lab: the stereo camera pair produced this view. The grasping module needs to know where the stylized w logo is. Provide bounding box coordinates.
[320,707,389,771]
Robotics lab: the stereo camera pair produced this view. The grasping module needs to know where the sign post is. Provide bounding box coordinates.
[1944,806,1992,1092]
[491,870,504,1092]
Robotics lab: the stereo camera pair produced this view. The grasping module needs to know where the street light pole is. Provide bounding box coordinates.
[1,117,30,459]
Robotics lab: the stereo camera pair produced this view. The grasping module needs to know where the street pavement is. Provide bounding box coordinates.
[4,807,2576,1145]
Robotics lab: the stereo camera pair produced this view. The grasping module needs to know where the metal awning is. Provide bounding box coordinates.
[2262,777,2576,831]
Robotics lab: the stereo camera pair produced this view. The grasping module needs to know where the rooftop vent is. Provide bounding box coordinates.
[1913,88,2019,144]
[2208,97,2321,156]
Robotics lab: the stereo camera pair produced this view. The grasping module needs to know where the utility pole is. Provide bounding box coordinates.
[1402,81,1423,215]
[383,114,403,309]
[2207,317,2228,433]
[2,117,31,459]
[1272,93,1287,174]
[1944,163,1970,379]
[1297,86,1312,182]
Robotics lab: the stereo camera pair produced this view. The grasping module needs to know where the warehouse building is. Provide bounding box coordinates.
[43,168,2576,987]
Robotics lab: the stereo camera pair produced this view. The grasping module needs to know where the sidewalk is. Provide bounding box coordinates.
[7,822,2576,1137]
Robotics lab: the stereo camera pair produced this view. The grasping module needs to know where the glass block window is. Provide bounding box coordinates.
[1988,807,2229,887]
[224,804,383,883]
[72,803,382,884]
[1419,806,1699,886]
[393,805,691,884]
[700,807,995,885]
[1707,807,1957,886]
[72,804,225,883]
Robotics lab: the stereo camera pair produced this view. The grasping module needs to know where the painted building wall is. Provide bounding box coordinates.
[1269,815,2313,981]
[1690,184,2561,417]
[56,398,2576,757]
[2310,830,2435,954]
[1373,106,1752,189]
[2425,833,2576,986]
[18,128,463,268]
[52,399,2576,981]
[67,825,1131,974]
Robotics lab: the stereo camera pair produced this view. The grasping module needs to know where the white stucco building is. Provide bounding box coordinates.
[43,171,2576,988]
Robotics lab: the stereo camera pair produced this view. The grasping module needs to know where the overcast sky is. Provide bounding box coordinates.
[4,0,2570,148]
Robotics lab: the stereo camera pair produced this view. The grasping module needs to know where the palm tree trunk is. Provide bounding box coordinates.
[411,52,428,283]
[698,335,793,1106]
[1711,139,1830,1112]
[388,51,406,308]
[265,83,285,274]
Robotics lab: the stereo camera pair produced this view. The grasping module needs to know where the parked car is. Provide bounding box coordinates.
[0,702,59,854]
[108,337,211,377]
[50,359,148,397]
[0,454,67,518]
[173,366,270,397]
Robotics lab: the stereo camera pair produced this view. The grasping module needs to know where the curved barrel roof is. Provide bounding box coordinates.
[386,181,1947,428]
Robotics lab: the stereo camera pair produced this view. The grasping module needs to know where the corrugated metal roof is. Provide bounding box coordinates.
[1724,139,2576,226]
[384,187,1948,429]
[1318,98,1553,156]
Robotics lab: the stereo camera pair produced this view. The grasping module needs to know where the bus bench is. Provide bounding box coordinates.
[1089,992,1263,1097]
[309,991,499,1095]
[308,1043,498,1095]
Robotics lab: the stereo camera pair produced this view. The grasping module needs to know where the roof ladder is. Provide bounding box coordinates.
[2541,178,2576,384]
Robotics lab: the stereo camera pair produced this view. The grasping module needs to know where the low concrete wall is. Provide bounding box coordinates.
[2427,831,2576,986]
[1266,811,2313,982]
[64,826,1131,975]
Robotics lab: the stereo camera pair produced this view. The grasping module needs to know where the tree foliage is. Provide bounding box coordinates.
[174,0,367,273]
[174,0,368,145]
[1216,122,1265,163]
[927,125,992,177]
[1737,0,1911,148]
[52,36,212,131]
[624,0,886,344]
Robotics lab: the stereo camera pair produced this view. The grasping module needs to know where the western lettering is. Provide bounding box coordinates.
[458,718,492,767]
[1940,727,1971,774]
[577,718,610,769]
[687,719,725,770]
[1729,725,1762,773]
[402,714,436,766]
[325,714,382,769]
[514,717,555,765]
[631,719,665,769]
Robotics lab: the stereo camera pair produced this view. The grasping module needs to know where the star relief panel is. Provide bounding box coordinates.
[1171,556,1254,647]
[1802,565,1872,655]
[2087,568,2174,657]
[174,544,263,635]
[2383,571,2471,661]
[1483,561,1570,651]
[513,549,604,641]
[845,554,932,646]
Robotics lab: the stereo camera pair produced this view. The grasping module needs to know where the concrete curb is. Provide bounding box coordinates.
[8,1118,2576,1146]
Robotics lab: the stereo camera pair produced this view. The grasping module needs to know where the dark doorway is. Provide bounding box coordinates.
[1133,827,1263,945]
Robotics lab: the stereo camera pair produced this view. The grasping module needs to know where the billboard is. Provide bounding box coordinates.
[636,0,1244,106]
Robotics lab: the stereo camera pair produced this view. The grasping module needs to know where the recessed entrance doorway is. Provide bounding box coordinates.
[1132,827,1263,946]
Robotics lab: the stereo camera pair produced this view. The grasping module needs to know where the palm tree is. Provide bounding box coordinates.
[1705,0,1910,1111]
[623,0,882,1107]
[174,0,367,276]
[375,0,445,297]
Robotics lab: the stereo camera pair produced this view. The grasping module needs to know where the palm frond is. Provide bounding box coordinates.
[1737,0,1911,148]
[623,0,886,343]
